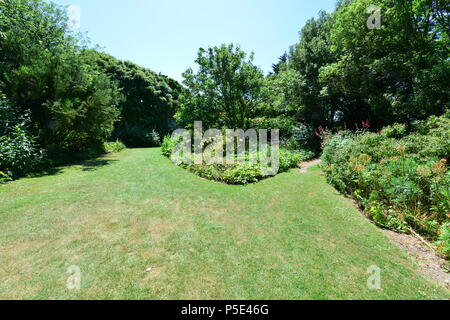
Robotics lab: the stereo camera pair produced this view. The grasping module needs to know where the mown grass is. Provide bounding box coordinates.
[0,149,448,299]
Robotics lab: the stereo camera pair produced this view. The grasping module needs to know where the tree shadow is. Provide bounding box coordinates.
[79,159,118,171]
[28,167,64,178]
[26,158,118,179]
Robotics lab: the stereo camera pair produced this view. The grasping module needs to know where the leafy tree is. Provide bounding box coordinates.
[286,11,337,127]
[175,44,265,129]
[271,53,288,75]
[0,93,44,178]
[83,50,182,147]
[0,0,121,157]
[319,0,449,128]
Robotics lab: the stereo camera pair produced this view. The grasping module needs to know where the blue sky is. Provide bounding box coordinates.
[54,0,336,81]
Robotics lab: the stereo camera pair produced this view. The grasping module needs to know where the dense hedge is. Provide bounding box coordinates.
[84,50,182,148]
[321,113,450,258]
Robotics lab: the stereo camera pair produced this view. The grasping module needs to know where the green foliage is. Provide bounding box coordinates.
[161,135,180,157]
[320,0,449,127]
[161,135,309,184]
[83,50,182,147]
[0,97,44,179]
[113,124,161,148]
[0,0,121,159]
[271,0,449,131]
[381,124,408,139]
[175,44,264,129]
[278,149,308,172]
[188,163,266,185]
[103,140,126,154]
[286,10,336,128]
[437,223,450,259]
[321,114,450,248]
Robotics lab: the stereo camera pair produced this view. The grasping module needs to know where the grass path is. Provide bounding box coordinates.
[0,149,448,299]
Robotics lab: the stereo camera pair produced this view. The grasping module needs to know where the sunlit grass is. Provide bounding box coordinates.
[0,149,447,299]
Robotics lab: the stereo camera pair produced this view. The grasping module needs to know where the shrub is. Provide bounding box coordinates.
[321,114,450,251]
[161,135,309,185]
[437,223,450,259]
[381,123,407,139]
[286,124,321,153]
[114,125,161,148]
[279,149,307,172]
[161,135,179,158]
[148,130,161,147]
[0,125,45,179]
[221,164,265,185]
[0,98,45,180]
[103,140,126,153]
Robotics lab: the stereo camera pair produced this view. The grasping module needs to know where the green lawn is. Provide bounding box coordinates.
[0,149,447,299]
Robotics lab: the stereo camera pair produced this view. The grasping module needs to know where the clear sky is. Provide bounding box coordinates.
[54,0,337,82]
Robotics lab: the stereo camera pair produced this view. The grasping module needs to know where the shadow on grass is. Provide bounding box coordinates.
[27,158,119,179]
[28,167,64,178]
[79,159,118,172]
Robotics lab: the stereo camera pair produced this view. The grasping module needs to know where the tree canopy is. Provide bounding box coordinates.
[0,0,122,157]
[84,50,182,147]
[278,0,450,130]
[175,44,265,129]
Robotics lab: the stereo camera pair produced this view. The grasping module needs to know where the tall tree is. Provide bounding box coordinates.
[175,44,264,129]
[319,0,449,128]
[0,0,121,156]
[83,50,182,147]
[287,10,337,127]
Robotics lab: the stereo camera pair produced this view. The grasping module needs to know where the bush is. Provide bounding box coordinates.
[286,124,321,153]
[0,98,45,180]
[114,125,162,148]
[103,140,126,153]
[381,123,407,139]
[161,134,309,184]
[161,135,180,157]
[321,114,450,251]
[0,126,45,179]
[1,0,121,158]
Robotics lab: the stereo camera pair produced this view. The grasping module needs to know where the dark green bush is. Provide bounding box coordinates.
[0,98,44,179]
[1,0,122,159]
[113,124,161,148]
[84,50,181,147]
